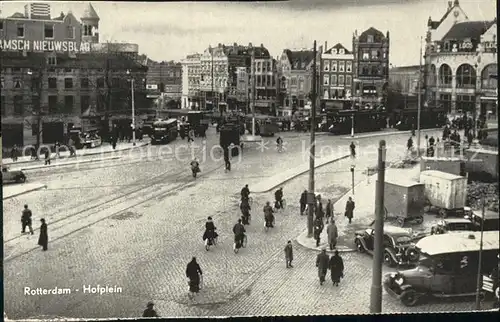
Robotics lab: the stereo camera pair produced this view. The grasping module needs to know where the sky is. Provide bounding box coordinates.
[1,0,496,66]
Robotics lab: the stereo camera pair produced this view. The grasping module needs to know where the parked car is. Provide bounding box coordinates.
[1,165,26,183]
[465,209,500,232]
[354,226,420,267]
[430,218,476,235]
[384,231,499,307]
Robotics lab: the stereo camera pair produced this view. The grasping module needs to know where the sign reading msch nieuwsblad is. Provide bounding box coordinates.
[0,39,91,52]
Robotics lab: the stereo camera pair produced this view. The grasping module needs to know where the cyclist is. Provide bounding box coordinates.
[190,158,200,177]
[241,184,250,202]
[276,136,284,152]
[263,201,275,228]
[232,219,246,250]
[203,216,218,244]
[274,187,284,210]
[240,199,251,225]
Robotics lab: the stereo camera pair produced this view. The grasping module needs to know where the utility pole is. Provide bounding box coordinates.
[370,140,386,313]
[131,78,136,146]
[307,41,317,237]
[416,36,423,157]
[251,50,256,136]
[475,197,486,310]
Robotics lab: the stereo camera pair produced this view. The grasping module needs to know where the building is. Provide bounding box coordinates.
[143,59,182,103]
[181,53,201,109]
[424,0,497,119]
[199,44,229,111]
[1,3,148,148]
[320,42,354,110]
[277,48,320,116]
[352,27,390,109]
[234,66,249,112]
[253,56,277,114]
[389,65,421,96]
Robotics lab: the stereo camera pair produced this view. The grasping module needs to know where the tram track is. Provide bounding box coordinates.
[4,162,224,262]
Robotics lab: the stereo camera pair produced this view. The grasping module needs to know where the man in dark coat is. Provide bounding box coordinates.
[240,199,251,225]
[21,204,34,235]
[315,195,324,223]
[300,190,307,215]
[142,302,158,317]
[329,250,344,286]
[325,199,333,223]
[11,145,18,162]
[38,218,48,251]
[186,257,203,298]
[313,217,324,247]
[345,197,355,224]
[350,142,356,158]
[44,149,51,165]
[316,249,330,285]
[284,240,294,268]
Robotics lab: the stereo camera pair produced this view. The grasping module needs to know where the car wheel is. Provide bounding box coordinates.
[415,215,423,225]
[406,247,419,262]
[16,175,26,183]
[430,227,436,235]
[383,250,396,267]
[400,288,420,307]
[439,209,447,218]
[355,239,365,253]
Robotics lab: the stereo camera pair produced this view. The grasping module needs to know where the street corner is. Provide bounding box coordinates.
[295,229,355,253]
[2,182,47,200]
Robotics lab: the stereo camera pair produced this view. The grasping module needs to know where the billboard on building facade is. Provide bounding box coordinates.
[0,39,92,52]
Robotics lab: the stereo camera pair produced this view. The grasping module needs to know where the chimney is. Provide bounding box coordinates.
[233,42,237,47]
[60,11,64,18]
[261,43,264,48]
[324,41,327,50]
[218,43,222,48]
[448,1,452,8]
[249,42,253,48]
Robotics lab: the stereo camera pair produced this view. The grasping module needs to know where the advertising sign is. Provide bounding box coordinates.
[0,39,91,52]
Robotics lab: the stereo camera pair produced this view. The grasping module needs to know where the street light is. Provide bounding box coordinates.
[126,69,136,146]
[350,165,355,194]
[351,79,361,138]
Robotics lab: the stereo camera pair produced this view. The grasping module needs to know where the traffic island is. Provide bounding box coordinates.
[18,156,121,171]
[3,182,47,200]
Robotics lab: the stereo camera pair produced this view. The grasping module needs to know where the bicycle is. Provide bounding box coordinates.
[276,143,284,153]
[264,217,275,232]
[205,235,218,251]
[273,199,286,212]
[233,235,247,253]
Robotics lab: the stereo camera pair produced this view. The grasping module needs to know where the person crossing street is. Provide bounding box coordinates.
[316,249,330,285]
[21,204,34,235]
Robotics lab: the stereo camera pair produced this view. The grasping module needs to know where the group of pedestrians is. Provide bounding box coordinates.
[20,204,48,251]
[316,249,345,286]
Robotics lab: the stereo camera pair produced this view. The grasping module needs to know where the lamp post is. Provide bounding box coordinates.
[475,197,486,310]
[307,40,318,237]
[416,36,423,158]
[351,79,361,138]
[350,165,355,194]
[126,70,136,146]
[27,69,43,156]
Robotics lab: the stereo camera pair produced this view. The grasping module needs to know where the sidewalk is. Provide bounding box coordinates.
[3,182,47,200]
[296,165,421,253]
[16,156,121,171]
[2,140,149,166]
[252,154,350,193]
[342,128,438,140]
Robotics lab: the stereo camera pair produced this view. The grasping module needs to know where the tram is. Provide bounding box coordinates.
[151,119,178,144]
[394,107,447,131]
[156,109,210,136]
[244,114,279,136]
[327,109,387,135]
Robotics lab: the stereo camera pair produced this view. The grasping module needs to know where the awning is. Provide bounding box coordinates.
[480,96,498,101]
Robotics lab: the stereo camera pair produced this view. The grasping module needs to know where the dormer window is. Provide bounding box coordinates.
[367,35,374,43]
[48,56,57,66]
[332,49,337,54]
[339,49,345,54]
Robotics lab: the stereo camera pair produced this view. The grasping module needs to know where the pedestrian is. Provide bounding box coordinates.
[325,199,333,223]
[329,250,344,286]
[467,131,473,148]
[407,137,413,151]
[313,216,324,247]
[350,142,356,158]
[316,248,330,285]
[223,147,231,172]
[188,128,195,143]
[54,141,61,158]
[345,197,355,224]
[315,195,324,223]
[327,220,338,251]
[284,240,294,268]
[38,218,48,251]
[21,204,34,235]
[429,136,435,147]
[300,190,307,215]
[30,146,37,160]
[142,301,158,317]
[186,257,203,299]
[11,144,18,162]
[44,149,51,165]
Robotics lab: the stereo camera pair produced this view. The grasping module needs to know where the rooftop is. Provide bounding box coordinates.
[324,43,351,54]
[284,49,315,70]
[81,3,100,20]
[416,231,499,256]
[442,20,495,41]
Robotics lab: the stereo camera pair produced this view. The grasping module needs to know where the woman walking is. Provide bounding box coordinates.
[329,250,344,286]
[186,257,203,299]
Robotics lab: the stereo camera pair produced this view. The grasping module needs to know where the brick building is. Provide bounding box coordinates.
[352,27,390,109]
[143,59,182,102]
[252,56,277,115]
[424,0,497,118]
[181,53,201,109]
[320,42,354,110]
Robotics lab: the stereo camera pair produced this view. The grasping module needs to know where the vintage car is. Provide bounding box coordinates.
[430,218,476,235]
[1,165,26,183]
[354,226,420,267]
[465,209,500,232]
[383,231,499,306]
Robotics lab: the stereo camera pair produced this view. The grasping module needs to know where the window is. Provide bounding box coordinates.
[64,96,74,113]
[64,68,72,73]
[324,61,330,71]
[112,77,120,88]
[439,94,452,113]
[97,78,105,88]
[44,24,54,39]
[31,124,39,136]
[13,95,23,115]
[48,95,58,113]
[362,51,369,60]
[439,64,452,85]
[338,75,345,86]
[64,78,73,89]
[339,49,345,54]
[267,75,271,87]
[12,67,21,72]
[367,35,374,43]
[429,65,437,86]
[48,77,57,89]
[66,26,74,39]
[48,56,57,66]
[80,78,89,88]
[291,77,297,86]
[31,95,40,111]
[298,77,304,90]
[362,66,369,75]
[481,64,498,89]
[323,75,330,86]
[330,75,337,86]
[456,95,475,113]
[456,64,476,88]
[331,61,337,72]
[14,80,22,89]
[299,99,304,107]
[1,96,5,116]
[346,75,352,88]
[0,77,3,89]
[17,23,24,37]
[339,61,345,72]
[81,95,90,114]
[371,66,378,75]
[346,61,352,72]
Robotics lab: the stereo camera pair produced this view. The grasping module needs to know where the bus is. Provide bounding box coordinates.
[244,114,279,136]
[157,109,209,136]
[328,109,387,135]
[151,119,178,144]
